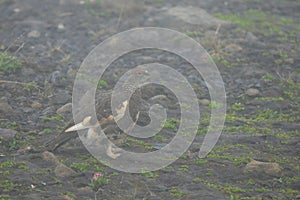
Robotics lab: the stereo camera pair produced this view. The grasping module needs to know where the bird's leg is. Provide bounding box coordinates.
[114,100,128,122]
[111,145,123,153]
[106,142,121,159]
[124,111,140,134]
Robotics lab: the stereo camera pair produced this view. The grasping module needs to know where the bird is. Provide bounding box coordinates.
[45,67,152,159]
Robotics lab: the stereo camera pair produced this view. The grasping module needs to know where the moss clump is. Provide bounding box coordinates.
[0,52,21,73]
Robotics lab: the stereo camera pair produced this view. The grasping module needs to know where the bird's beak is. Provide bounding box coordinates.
[65,116,93,132]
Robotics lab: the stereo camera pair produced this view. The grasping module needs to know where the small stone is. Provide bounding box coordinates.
[78,187,94,193]
[165,6,230,28]
[21,107,34,113]
[0,97,13,114]
[49,70,62,84]
[57,23,65,30]
[199,99,210,106]
[0,43,5,50]
[54,90,71,104]
[42,151,77,178]
[139,56,154,62]
[60,0,80,5]
[21,67,35,76]
[153,143,166,150]
[235,78,243,84]
[17,146,32,154]
[56,103,72,114]
[188,74,199,83]
[31,102,42,109]
[27,30,41,38]
[225,44,243,52]
[54,163,77,178]
[63,195,74,200]
[155,185,168,191]
[13,8,21,13]
[41,151,60,165]
[285,58,294,64]
[245,32,258,41]
[41,106,55,116]
[0,128,17,142]
[246,88,259,97]
[244,160,281,175]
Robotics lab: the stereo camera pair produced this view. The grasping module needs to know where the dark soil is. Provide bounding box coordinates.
[0,0,299,199]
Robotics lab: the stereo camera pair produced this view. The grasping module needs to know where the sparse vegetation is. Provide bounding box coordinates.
[126,137,153,150]
[97,79,108,89]
[163,118,178,131]
[24,81,38,92]
[89,172,109,191]
[70,162,89,172]
[41,115,65,123]
[141,171,158,178]
[169,187,188,198]
[0,52,21,73]
[194,158,208,165]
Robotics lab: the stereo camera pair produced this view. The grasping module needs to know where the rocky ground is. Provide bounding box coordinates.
[0,0,300,199]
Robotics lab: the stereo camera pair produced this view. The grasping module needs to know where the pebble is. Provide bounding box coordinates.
[246,88,259,97]
[27,30,41,38]
[57,23,65,30]
[21,107,34,113]
[21,67,35,76]
[244,160,280,176]
[245,32,258,41]
[188,74,200,83]
[41,106,55,116]
[41,151,60,165]
[41,151,77,178]
[13,8,21,13]
[54,163,77,178]
[0,97,13,114]
[235,78,243,84]
[285,58,294,64]
[165,6,230,28]
[17,146,32,154]
[54,90,71,104]
[153,143,166,150]
[60,0,80,5]
[63,195,75,200]
[78,187,94,193]
[31,102,42,109]
[0,128,17,142]
[155,185,168,191]
[199,99,210,106]
[0,43,5,50]
[225,44,243,53]
[49,70,63,84]
[138,56,155,62]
